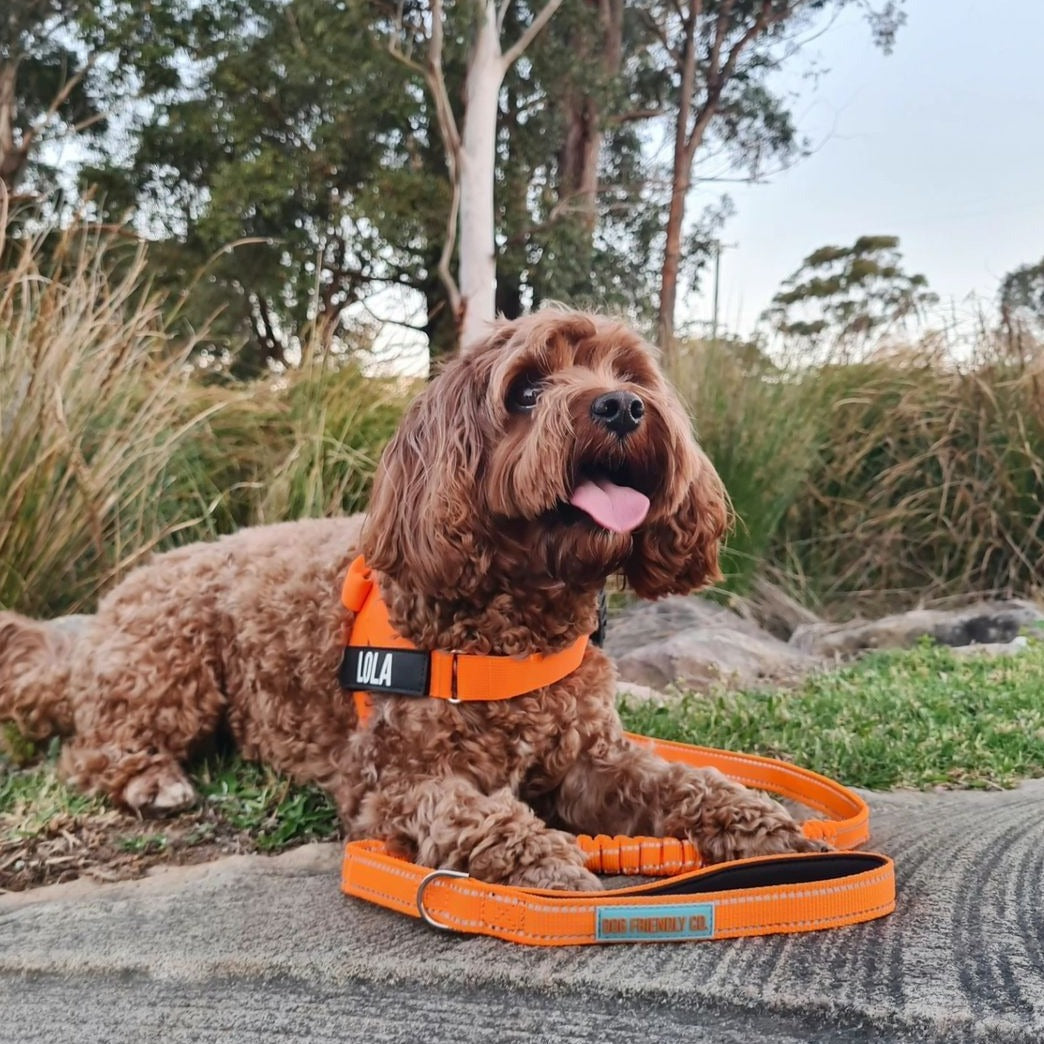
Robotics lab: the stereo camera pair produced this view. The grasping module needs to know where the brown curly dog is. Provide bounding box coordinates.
[0,309,822,890]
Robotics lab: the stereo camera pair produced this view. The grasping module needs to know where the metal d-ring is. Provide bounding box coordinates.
[416,868,470,931]
[447,652,462,704]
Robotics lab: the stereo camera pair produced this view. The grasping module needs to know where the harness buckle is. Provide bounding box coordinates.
[416,867,470,931]
[448,652,461,704]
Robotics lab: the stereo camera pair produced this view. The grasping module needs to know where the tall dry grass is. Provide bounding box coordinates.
[6,212,1040,622]
[0,219,411,618]
[778,343,1044,610]
[681,332,1044,613]
[675,337,830,593]
[0,220,224,615]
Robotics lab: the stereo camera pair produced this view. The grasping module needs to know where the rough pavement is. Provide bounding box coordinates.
[4,783,1044,1044]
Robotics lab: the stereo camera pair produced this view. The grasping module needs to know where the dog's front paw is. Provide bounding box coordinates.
[122,762,197,816]
[698,794,832,864]
[509,861,603,892]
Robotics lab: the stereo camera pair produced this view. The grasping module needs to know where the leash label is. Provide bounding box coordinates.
[339,646,431,697]
[596,903,715,942]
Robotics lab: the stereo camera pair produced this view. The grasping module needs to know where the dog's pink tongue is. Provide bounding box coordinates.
[569,478,650,533]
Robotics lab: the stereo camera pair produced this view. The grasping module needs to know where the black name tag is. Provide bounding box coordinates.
[339,646,431,698]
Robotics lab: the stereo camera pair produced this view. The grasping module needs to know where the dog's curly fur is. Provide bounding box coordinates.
[0,310,822,889]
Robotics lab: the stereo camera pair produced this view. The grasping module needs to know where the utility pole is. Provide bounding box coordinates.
[710,240,736,344]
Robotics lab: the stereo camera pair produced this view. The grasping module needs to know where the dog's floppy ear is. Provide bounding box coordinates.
[361,351,491,597]
[624,450,731,599]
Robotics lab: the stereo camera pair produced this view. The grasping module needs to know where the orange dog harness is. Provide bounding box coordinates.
[338,559,895,944]
[340,555,589,724]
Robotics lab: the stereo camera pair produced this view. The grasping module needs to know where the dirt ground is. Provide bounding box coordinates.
[0,806,279,893]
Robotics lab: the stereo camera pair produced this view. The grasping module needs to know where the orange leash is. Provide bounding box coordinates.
[341,734,895,945]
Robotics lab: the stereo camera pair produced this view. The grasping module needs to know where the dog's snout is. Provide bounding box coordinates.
[591,390,645,436]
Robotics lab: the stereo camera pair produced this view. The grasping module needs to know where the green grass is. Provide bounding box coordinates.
[619,639,1044,791]
[0,751,338,852]
[0,757,110,836]
[192,756,338,851]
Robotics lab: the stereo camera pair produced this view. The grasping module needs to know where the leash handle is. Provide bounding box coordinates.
[342,840,895,946]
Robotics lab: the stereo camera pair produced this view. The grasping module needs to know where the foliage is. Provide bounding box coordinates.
[999,256,1044,350]
[675,335,829,593]
[678,323,1044,610]
[774,343,1044,609]
[763,235,937,355]
[620,639,1044,791]
[1,0,202,196]
[87,0,436,372]
[63,1,906,366]
[0,218,219,615]
[193,755,338,851]
[0,219,410,618]
[495,1,664,323]
[648,0,907,353]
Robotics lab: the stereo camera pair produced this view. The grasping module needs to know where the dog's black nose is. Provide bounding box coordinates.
[591,390,645,435]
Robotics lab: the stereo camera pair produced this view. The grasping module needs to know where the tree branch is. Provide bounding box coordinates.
[27,53,97,148]
[611,107,666,125]
[436,168,462,319]
[639,9,682,66]
[425,0,462,315]
[708,0,734,82]
[386,0,426,75]
[685,0,781,160]
[496,0,513,34]
[501,0,565,70]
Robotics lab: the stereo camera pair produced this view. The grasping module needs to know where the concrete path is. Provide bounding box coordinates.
[3,783,1044,1043]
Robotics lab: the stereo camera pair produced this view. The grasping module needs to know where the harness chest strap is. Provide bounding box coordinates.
[341,734,895,945]
[341,556,589,723]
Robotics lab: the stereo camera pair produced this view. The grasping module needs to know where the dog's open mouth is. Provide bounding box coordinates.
[565,467,651,534]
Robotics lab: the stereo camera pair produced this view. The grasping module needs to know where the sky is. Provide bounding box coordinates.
[687,0,1044,341]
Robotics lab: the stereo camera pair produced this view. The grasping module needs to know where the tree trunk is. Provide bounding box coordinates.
[558,1,621,233]
[457,1,504,347]
[657,164,689,361]
[0,63,29,193]
[656,3,698,368]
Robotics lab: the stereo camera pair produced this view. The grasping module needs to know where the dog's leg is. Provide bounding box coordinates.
[0,612,80,740]
[57,634,225,816]
[61,740,198,815]
[550,736,826,864]
[351,775,603,891]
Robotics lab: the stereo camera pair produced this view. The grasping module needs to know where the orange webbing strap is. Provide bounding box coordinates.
[341,738,895,945]
[341,556,589,723]
[625,734,870,850]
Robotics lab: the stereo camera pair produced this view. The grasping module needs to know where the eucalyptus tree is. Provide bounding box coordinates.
[644,0,907,364]
[762,234,937,355]
[0,0,195,199]
[999,257,1044,354]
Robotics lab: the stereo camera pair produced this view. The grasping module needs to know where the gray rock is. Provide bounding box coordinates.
[603,595,768,659]
[614,627,816,691]
[614,681,670,704]
[606,597,817,692]
[730,577,823,641]
[949,635,1030,658]
[791,600,1044,658]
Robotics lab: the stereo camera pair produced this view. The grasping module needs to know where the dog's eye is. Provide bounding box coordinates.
[508,375,543,412]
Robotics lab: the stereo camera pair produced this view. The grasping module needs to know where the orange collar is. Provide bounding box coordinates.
[340,556,589,724]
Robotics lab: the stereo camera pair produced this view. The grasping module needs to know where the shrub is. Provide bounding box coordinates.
[0,218,411,617]
[0,220,219,615]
